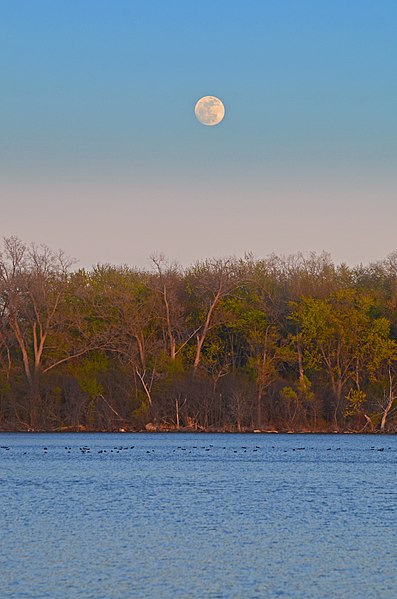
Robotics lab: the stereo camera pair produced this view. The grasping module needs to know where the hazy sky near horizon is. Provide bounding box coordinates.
[1,0,396,268]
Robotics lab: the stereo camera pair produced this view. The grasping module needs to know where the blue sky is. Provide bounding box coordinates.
[1,1,396,267]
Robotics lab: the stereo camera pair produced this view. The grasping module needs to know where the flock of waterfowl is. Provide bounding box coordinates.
[0,443,394,456]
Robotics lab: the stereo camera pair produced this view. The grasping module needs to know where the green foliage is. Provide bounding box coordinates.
[69,353,108,398]
[132,394,150,419]
[280,386,298,402]
[291,290,396,391]
[345,389,367,417]
[157,352,185,375]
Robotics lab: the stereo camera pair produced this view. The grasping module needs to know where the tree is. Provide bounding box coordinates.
[185,258,244,370]
[85,264,161,420]
[0,238,73,427]
[292,289,396,428]
[150,255,200,362]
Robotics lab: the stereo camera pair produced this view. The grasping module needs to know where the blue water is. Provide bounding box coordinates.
[0,433,396,598]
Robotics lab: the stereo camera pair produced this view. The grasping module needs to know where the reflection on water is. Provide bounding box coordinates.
[0,433,396,598]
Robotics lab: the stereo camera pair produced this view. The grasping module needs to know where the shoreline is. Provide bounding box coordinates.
[0,427,394,435]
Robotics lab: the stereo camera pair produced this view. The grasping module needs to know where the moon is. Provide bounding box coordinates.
[194,96,225,126]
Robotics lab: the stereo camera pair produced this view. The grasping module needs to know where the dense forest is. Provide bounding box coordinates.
[1,236,397,433]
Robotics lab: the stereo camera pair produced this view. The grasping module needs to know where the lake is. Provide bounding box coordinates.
[0,433,396,598]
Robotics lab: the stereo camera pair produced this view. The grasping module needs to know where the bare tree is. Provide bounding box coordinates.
[185,258,243,370]
[150,254,199,361]
[0,238,72,427]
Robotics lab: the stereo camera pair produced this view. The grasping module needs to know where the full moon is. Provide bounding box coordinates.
[194,96,225,126]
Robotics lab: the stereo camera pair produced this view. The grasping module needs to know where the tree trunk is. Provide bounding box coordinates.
[380,367,394,432]
[163,285,176,360]
[193,290,221,369]
[175,398,180,430]
[29,368,42,429]
[256,387,263,430]
[297,339,305,386]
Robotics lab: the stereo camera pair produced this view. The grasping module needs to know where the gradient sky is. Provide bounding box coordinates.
[1,0,396,268]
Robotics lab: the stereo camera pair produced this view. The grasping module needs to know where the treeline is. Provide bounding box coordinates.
[1,236,397,432]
